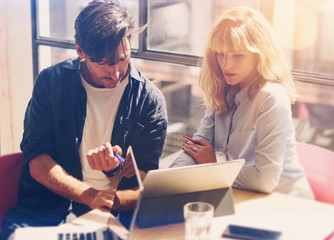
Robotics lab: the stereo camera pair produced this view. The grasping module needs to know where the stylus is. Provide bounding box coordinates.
[102,141,125,164]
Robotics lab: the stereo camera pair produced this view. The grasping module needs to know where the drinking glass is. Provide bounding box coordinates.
[183,202,214,240]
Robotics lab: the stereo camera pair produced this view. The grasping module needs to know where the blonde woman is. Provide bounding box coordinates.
[171,6,314,198]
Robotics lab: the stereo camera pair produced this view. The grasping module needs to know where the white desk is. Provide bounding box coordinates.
[66,189,334,240]
[216,189,334,240]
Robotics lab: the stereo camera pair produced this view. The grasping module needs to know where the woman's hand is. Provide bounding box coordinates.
[182,138,217,164]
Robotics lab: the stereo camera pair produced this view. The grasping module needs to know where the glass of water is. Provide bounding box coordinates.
[183,202,214,240]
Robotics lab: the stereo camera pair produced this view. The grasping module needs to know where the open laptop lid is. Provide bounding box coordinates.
[142,159,245,198]
[124,146,144,240]
[134,159,245,228]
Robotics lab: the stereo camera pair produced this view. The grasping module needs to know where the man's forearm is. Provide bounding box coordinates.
[111,170,146,211]
[29,153,98,207]
[29,154,145,211]
[112,188,141,211]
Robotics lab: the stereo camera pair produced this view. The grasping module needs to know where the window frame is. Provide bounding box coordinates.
[31,0,334,87]
[31,0,199,81]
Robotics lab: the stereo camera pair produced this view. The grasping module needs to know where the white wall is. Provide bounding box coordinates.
[0,0,33,154]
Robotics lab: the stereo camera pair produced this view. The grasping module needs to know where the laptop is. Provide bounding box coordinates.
[14,146,143,240]
[14,148,244,239]
[134,158,245,228]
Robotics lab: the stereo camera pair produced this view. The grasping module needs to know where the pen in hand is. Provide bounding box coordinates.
[102,141,125,164]
[180,134,197,144]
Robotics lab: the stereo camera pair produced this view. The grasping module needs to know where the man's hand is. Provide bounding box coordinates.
[182,138,217,164]
[121,148,136,179]
[82,187,116,210]
[86,142,122,172]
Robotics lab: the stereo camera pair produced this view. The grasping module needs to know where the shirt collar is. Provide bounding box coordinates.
[63,57,81,70]
[234,74,262,106]
[226,86,239,108]
[128,61,144,82]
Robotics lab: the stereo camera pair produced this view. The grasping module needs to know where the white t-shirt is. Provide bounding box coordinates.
[79,75,128,190]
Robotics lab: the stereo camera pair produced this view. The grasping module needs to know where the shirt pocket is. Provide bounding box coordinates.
[229,128,257,157]
[123,117,144,147]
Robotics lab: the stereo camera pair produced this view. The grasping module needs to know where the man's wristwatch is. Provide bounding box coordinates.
[102,162,123,177]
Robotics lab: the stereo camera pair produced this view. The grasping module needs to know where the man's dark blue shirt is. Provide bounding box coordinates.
[5,57,167,225]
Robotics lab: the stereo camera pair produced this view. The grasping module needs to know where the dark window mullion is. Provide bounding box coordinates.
[137,0,148,55]
[31,0,38,80]
[35,38,75,49]
[293,71,334,86]
[132,51,200,67]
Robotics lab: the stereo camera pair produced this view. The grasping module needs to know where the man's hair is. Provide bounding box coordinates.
[74,0,134,64]
[199,6,297,114]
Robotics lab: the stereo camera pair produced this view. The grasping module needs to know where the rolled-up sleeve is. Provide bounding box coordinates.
[20,69,56,163]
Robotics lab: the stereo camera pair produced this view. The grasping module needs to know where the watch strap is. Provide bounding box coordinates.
[102,163,122,177]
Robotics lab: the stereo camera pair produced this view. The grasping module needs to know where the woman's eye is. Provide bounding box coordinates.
[234,54,243,58]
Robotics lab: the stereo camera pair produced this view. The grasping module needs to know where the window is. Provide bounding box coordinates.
[32,0,265,75]
[271,0,334,152]
[31,0,334,153]
[273,0,334,78]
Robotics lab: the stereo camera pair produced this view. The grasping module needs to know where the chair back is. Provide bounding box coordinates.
[0,152,24,232]
[296,142,334,204]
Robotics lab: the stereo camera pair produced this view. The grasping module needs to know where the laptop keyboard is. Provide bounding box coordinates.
[57,229,121,240]
[57,230,109,240]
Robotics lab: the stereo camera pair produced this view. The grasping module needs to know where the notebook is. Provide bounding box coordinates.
[14,145,143,240]
[133,158,245,228]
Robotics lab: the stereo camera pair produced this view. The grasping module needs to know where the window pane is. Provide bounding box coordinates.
[123,0,139,49]
[37,0,90,41]
[273,0,334,78]
[147,0,261,56]
[37,0,139,48]
[38,45,77,72]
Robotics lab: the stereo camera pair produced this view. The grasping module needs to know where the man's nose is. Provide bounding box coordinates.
[107,66,121,80]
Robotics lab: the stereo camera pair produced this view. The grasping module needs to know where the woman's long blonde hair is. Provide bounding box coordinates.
[199,6,297,115]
